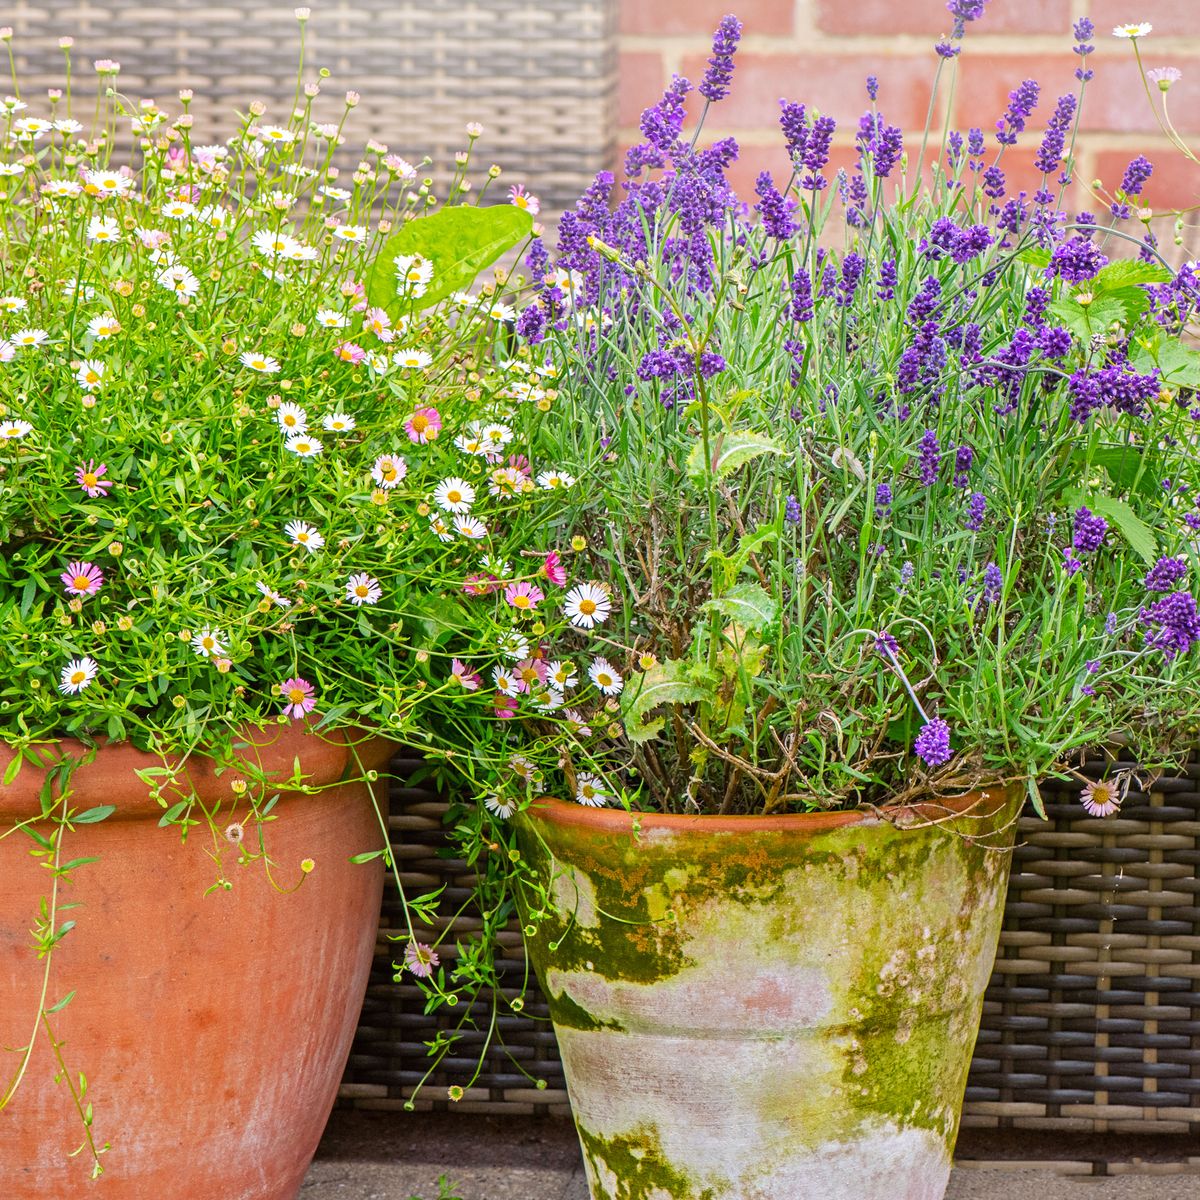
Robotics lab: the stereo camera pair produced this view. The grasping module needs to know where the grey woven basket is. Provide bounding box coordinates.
[342,751,1200,1131]
[6,0,616,216]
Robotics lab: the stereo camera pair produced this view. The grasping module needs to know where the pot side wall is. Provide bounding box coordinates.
[516,793,1021,1200]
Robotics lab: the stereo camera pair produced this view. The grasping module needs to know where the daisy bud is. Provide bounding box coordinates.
[0,29,13,42]
[488,164,501,178]
[68,598,83,614]
[81,396,96,409]
[47,88,62,100]
[58,37,73,49]
[571,535,586,551]
[172,695,186,709]
[344,91,360,107]
[109,542,123,556]
[295,6,311,19]
[300,858,315,873]
[117,615,133,631]
[215,658,232,673]
[231,779,248,795]
[465,122,483,138]
[179,88,193,102]
[131,302,145,316]
[304,83,320,98]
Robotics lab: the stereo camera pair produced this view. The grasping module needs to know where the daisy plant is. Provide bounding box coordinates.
[0,8,614,1126]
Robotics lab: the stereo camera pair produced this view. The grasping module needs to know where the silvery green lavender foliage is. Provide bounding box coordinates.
[516,8,1200,816]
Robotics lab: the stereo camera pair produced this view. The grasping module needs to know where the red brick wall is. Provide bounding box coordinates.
[617,0,1199,219]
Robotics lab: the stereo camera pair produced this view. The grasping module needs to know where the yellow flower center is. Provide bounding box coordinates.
[82,473,98,488]
[410,414,428,432]
[512,594,530,609]
[355,585,368,597]
[70,670,86,685]
[202,637,215,650]
[381,464,397,481]
[596,673,613,688]
[579,598,597,615]
[287,687,306,704]
[446,489,461,504]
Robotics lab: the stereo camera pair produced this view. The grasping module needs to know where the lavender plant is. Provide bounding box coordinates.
[500,8,1200,820]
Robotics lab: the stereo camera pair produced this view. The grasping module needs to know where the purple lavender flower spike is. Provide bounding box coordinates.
[965,491,986,530]
[996,79,1040,147]
[914,718,952,767]
[917,429,942,487]
[875,482,893,516]
[1073,507,1109,553]
[755,172,797,239]
[1141,591,1200,659]
[699,15,742,103]
[1144,556,1187,592]
[1046,236,1108,285]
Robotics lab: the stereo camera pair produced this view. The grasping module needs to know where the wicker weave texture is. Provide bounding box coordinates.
[6,1,616,214]
[341,752,1200,1131]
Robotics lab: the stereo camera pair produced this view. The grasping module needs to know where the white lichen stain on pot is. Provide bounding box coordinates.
[517,796,1019,1200]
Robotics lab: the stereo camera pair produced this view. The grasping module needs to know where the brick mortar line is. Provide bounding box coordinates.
[618,35,1200,54]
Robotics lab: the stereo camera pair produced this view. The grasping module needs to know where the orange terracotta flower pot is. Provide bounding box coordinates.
[0,723,392,1200]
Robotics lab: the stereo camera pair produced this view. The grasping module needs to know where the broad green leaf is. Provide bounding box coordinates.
[45,990,76,1015]
[2,752,21,786]
[366,204,533,315]
[703,581,780,633]
[1048,296,1125,340]
[621,659,710,745]
[1016,247,1052,270]
[1086,447,1158,498]
[73,805,115,824]
[1131,336,1200,389]
[349,849,385,864]
[686,430,786,483]
[1092,260,1172,292]
[1090,494,1157,565]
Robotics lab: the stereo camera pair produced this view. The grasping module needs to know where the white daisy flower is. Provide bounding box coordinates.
[41,179,83,198]
[498,631,531,662]
[537,469,576,489]
[161,199,196,220]
[481,422,514,448]
[284,433,323,457]
[433,477,475,513]
[156,265,200,298]
[276,402,307,434]
[0,341,13,363]
[1113,23,1152,39]
[87,215,122,243]
[531,687,565,712]
[195,204,230,228]
[454,515,488,540]
[87,313,121,339]
[11,328,49,349]
[251,229,302,259]
[0,296,27,313]
[479,555,512,578]
[371,454,408,489]
[393,253,433,296]
[256,581,293,608]
[258,124,297,145]
[332,224,368,243]
[391,348,432,370]
[13,117,52,139]
[547,661,578,692]
[191,627,226,658]
[346,573,382,605]
[315,308,349,329]
[429,514,454,542]
[285,520,324,553]
[564,583,612,630]
[487,302,517,323]
[241,351,280,373]
[282,240,317,262]
[487,467,525,498]
[54,118,84,135]
[60,279,96,301]
[575,773,610,808]
[483,794,518,820]
[76,360,105,391]
[0,419,33,439]
[362,307,394,342]
[85,169,132,197]
[588,657,624,696]
[59,656,99,695]
[564,708,593,737]
[365,351,390,374]
[322,412,356,433]
[492,665,521,697]
[0,163,24,177]
[319,185,352,201]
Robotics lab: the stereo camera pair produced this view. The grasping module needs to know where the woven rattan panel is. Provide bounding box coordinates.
[6,0,615,216]
[342,752,1200,1129]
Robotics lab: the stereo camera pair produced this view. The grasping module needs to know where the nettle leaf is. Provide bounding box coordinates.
[621,659,710,745]
[1131,336,1200,389]
[703,581,779,633]
[1049,296,1126,340]
[686,429,786,483]
[1086,446,1159,498]
[366,204,533,314]
[1092,260,1172,292]
[1089,494,1157,565]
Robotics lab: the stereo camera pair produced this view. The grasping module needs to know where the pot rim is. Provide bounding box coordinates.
[523,785,1019,837]
[0,721,396,820]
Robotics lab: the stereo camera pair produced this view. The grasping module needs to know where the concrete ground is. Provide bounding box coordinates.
[304,1114,1200,1200]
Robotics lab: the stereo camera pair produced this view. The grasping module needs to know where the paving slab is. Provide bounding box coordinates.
[306,1113,1200,1200]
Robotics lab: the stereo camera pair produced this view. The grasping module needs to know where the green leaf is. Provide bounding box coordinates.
[1085,446,1159,498]
[73,805,115,824]
[1048,296,1126,340]
[349,849,385,864]
[1092,260,1172,292]
[686,430,786,483]
[366,204,533,315]
[620,659,710,745]
[703,581,780,632]
[2,752,21,786]
[1016,247,1052,270]
[1027,776,1046,820]
[157,799,189,827]
[45,990,76,1015]
[1090,494,1158,565]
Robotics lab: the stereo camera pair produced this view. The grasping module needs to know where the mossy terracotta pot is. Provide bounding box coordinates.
[0,723,392,1200]
[515,789,1021,1200]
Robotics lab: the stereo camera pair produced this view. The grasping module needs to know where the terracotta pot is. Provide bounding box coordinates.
[515,789,1021,1200]
[0,722,393,1200]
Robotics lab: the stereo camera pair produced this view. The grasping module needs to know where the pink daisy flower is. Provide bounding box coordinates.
[333,340,366,364]
[61,560,104,597]
[505,581,544,613]
[280,677,316,719]
[541,550,567,586]
[508,184,540,216]
[450,659,482,691]
[403,940,440,978]
[404,406,442,444]
[75,460,114,498]
[1080,779,1121,818]
[493,693,518,719]
[462,573,498,597]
